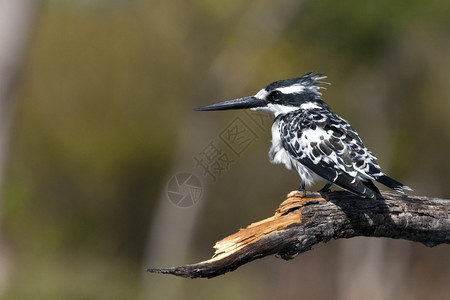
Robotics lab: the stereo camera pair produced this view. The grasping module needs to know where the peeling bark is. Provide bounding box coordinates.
[147,191,449,278]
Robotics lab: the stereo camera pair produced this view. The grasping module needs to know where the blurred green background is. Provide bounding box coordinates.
[1,0,449,299]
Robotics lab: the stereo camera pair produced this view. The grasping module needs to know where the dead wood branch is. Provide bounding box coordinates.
[147,191,449,278]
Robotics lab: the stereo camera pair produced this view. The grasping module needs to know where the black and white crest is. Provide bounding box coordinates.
[195,72,412,198]
[263,72,329,94]
[253,72,331,114]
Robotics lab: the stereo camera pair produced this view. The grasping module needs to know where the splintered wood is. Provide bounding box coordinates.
[207,191,326,262]
[148,191,449,278]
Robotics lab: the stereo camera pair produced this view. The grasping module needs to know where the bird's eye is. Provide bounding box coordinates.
[268,90,283,101]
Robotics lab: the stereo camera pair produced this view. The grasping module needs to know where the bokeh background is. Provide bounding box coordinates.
[0,0,449,299]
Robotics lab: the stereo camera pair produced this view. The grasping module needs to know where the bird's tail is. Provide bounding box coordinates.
[375,174,413,193]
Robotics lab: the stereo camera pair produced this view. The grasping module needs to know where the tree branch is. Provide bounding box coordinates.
[147,191,450,278]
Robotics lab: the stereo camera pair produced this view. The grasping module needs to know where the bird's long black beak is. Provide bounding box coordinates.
[194,96,267,111]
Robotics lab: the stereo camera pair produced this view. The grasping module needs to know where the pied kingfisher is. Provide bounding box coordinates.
[195,72,412,199]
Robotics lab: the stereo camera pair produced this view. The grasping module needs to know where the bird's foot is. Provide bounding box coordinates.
[299,188,307,197]
[289,182,327,199]
[298,183,306,197]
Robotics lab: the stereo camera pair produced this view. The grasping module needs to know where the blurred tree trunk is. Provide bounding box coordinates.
[0,0,40,294]
[140,1,304,299]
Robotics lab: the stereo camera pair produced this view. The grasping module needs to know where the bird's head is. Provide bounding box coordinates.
[195,72,330,116]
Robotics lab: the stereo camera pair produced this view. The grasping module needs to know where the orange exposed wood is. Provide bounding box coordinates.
[148,191,450,278]
[207,191,326,262]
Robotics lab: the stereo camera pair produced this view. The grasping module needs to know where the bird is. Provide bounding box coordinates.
[194,72,412,199]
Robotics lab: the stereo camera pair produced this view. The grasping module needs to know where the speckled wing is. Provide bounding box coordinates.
[279,109,382,198]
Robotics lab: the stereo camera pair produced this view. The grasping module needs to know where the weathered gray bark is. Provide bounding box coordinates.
[147,191,449,278]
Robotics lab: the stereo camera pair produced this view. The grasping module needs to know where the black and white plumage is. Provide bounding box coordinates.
[195,72,412,198]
